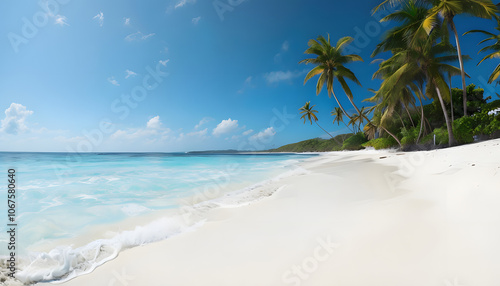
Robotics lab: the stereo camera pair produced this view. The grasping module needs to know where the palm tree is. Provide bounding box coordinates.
[364,110,403,147]
[300,34,364,119]
[348,116,360,133]
[465,18,500,84]
[373,0,498,116]
[408,82,429,142]
[299,102,335,139]
[373,34,463,146]
[372,1,430,57]
[425,0,497,116]
[331,107,353,132]
[372,1,431,143]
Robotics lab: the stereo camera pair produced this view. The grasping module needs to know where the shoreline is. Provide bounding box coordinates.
[21,139,500,285]
[6,154,315,285]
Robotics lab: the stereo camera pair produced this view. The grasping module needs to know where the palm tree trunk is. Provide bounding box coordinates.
[425,117,432,135]
[402,101,415,127]
[316,121,345,148]
[345,93,361,115]
[315,122,334,139]
[450,18,468,117]
[448,72,454,122]
[434,83,457,146]
[380,126,402,148]
[343,122,354,133]
[416,91,425,143]
[396,110,406,129]
[331,89,351,119]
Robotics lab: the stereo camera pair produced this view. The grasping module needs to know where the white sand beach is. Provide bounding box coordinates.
[59,139,500,286]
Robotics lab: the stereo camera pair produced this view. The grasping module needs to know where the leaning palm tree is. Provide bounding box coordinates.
[331,107,353,132]
[300,34,364,119]
[374,0,498,116]
[374,34,463,146]
[464,18,500,84]
[299,102,334,139]
[364,110,403,147]
[372,1,431,142]
[347,116,360,133]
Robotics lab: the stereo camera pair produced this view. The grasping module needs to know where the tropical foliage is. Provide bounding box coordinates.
[295,0,500,152]
[465,19,500,85]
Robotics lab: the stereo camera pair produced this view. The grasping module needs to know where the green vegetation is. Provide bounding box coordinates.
[295,0,500,151]
[362,137,398,150]
[269,135,351,152]
[400,127,419,146]
[453,110,500,144]
[342,133,368,151]
[433,127,449,145]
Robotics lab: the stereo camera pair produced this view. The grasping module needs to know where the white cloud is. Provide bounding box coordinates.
[159,59,170,66]
[124,18,130,25]
[195,117,213,129]
[192,16,201,25]
[187,128,207,137]
[146,116,162,129]
[111,117,170,142]
[274,41,290,63]
[142,33,155,40]
[93,12,104,27]
[175,0,196,9]
[108,77,119,86]
[125,69,137,79]
[250,127,276,142]
[242,129,253,136]
[54,15,69,26]
[1,103,34,135]
[264,70,306,84]
[212,118,239,136]
[125,31,155,41]
[265,71,294,83]
[238,76,254,94]
[39,2,68,26]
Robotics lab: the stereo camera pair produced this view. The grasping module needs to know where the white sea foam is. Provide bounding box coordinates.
[15,216,204,284]
[0,152,316,285]
[201,166,310,208]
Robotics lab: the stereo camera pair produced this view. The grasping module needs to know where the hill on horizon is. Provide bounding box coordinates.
[268,133,353,152]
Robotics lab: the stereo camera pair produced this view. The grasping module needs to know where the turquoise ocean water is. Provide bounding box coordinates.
[0,152,315,284]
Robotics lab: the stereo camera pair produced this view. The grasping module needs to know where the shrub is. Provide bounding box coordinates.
[400,127,419,146]
[452,110,500,144]
[420,133,434,144]
[453,116,475,144]
[433,127,448,145]
[362,137,397,150]
[342,133,368,150]
[483,118,500,135]
[482,99,500,112]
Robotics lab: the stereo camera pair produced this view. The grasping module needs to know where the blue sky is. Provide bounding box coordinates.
[0,0,499,152]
